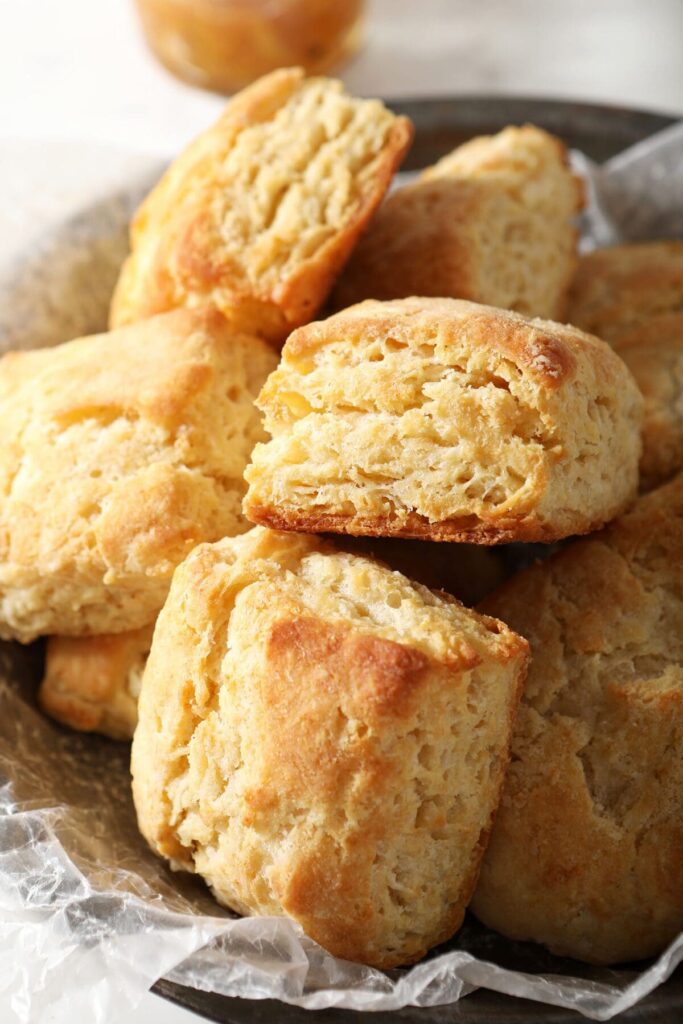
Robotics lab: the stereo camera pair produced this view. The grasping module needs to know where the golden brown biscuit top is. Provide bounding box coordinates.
[132,525,528,967]
[178,527,522,671]
[423,123,584,209]
[2,308,261,431]
[0,309,276,578]
[281,296,622,391]
[134,525,528,857]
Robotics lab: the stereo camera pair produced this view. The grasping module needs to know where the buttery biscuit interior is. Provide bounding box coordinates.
[132,527,528,968]
[244,296,643,544]
[110,67,413,343]
[568,242,683,491]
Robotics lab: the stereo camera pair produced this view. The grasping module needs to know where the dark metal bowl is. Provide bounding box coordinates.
[153,94,682,1024]
[390,94,676,167]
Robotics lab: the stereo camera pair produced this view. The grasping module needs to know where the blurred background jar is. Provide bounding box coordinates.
[134,0,365,94]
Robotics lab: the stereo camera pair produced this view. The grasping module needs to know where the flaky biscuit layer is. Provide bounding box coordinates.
[110,68,412,344]
[39,626,153,740]
[245,297,642,544]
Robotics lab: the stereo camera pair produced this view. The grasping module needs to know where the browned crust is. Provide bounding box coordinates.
[245,502,615,546]
[331,178,484,313]
[39,681,104,734]
[283,297,609,392]
[259,610,528,966]
[267,614,431,719]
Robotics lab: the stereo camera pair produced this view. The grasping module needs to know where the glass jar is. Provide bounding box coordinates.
[134,0,365,94]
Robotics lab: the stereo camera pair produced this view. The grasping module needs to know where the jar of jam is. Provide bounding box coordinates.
[134,0,365,94]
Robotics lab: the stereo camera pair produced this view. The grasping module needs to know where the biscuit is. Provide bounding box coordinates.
[0,308,277,642]
[132,526,528,968]
[109,68,412,344]
[567,241,683,341]
[244,297,643,544]
[471,474,683,964]
[568,243,683,490]
[611,313,683,490]
[332,125,583,320]
[39,626,153,741]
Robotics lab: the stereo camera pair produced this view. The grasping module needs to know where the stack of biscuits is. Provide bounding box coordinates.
[1,66,681,971]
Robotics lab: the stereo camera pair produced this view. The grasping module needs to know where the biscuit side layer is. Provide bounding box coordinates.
[569,243,683,492]
[472,473,683,964]
[568,241,683,341]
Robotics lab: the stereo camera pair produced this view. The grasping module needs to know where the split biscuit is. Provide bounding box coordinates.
[109,67,412,344]
[568,242,683,490]
[472,474,683,964]
[0,308,277,642]
[333,125,583,320]
[132,526,528,968]
[39,626,153,741]
[244,297,643,544]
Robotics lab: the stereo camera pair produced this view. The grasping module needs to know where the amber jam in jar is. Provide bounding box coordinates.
[135,0,365,93]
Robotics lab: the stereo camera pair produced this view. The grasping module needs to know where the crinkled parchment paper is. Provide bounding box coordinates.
[0,124,682,1024]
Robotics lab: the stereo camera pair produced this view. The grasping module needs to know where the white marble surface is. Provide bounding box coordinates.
[1,1,682,1022]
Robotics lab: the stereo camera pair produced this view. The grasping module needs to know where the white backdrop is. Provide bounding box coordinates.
[2,0,683,155]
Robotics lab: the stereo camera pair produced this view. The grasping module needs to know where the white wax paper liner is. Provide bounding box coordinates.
[0,120,682,1023]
